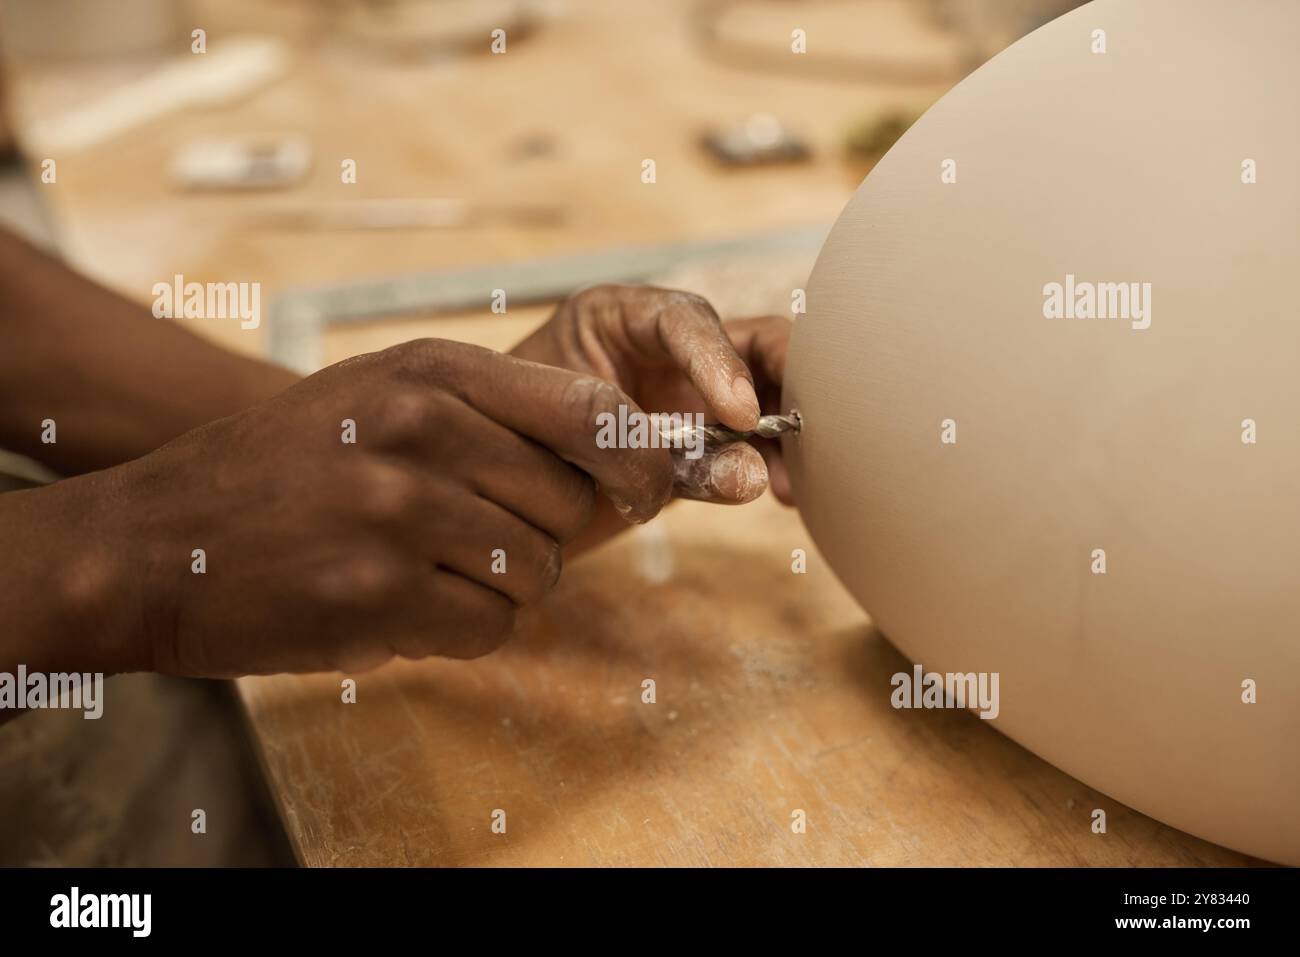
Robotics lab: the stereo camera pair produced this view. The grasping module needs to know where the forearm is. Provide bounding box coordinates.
[0,228,299,474]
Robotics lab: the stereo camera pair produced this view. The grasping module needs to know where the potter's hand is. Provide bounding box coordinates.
[3,339,685,678]
[512,285,793,509]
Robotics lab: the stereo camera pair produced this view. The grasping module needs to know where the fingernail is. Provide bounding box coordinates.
[709,446,766,503]
[731,376,759,424]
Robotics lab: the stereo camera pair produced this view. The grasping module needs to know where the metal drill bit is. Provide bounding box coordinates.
[660,411,801,447]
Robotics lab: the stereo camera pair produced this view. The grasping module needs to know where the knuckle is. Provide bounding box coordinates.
[318,552,400,608]
[674,289,715,313]
[658,288,718,322]
[382,335,449,382]
[384,337,477,383]
[357,460,422,523]
[382,338,435,376]
[572,283,617,308]
[373,389,433,444]
[563,376,622,431]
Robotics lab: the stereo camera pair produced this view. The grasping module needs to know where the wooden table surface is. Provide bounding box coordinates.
[4,0,1256,865]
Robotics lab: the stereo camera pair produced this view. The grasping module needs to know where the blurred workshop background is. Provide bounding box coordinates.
[0,0,1083,365]
[0,0,1093,866]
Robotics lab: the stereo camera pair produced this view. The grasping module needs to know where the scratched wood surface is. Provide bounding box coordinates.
[4,0,1258,866]
[239,493,1256,866]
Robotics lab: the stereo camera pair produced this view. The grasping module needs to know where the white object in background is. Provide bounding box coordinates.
[172,135,312,191]
[25,36,289,155]
[634,521,674,586]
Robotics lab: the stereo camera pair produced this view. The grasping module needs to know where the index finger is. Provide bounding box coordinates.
[581,285,762,432]
[403,340,675,524]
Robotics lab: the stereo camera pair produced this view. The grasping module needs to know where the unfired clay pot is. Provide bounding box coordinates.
[783,0,1298,864]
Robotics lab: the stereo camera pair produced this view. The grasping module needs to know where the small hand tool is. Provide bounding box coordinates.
[660,411,801,447]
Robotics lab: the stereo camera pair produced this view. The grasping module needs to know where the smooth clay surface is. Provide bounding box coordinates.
[783,0,1298,864]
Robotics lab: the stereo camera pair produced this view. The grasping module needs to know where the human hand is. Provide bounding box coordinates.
[512,284,793,505]
[70,339,681,675]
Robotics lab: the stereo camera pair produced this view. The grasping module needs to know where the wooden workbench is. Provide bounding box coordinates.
[4,0,1255,865]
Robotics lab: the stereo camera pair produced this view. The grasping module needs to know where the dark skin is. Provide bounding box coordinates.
[513,285,793,549]
[0,230,793,680]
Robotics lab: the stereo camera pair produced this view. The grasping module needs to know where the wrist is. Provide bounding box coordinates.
[0,471,148,675]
